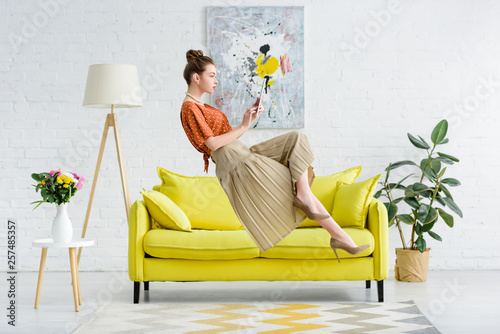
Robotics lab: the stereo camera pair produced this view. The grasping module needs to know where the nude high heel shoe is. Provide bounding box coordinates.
[330,238,370,263]
[293,196,331,221]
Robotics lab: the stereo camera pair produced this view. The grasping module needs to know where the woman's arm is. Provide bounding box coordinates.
[204,124,248,151]
[205,98,262,151]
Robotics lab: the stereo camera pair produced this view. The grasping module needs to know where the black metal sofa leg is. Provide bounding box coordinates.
[134,282,140,304]
[133,282,150,303]
[365,280,384,302]
[377,280,384,302]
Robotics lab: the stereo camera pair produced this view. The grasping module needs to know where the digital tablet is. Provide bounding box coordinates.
[256,81,266,112]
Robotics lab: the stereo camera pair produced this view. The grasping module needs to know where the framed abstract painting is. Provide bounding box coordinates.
[207,6,304,128]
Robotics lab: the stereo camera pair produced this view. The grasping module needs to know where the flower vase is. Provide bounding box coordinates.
[52,203,73,243]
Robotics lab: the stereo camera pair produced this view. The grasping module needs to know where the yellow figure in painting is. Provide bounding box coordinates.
[255,54,278,86]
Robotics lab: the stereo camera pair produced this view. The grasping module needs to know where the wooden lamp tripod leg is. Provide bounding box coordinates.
[77,114,111,264]
[110,113,131,220]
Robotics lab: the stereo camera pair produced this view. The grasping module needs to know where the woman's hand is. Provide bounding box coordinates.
[241,98,264,129]
[206,99,264,150]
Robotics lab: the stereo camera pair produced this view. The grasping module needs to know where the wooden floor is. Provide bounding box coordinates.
[1,270,498,333]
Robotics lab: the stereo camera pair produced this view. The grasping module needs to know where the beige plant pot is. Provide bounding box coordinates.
[394,248,430,282]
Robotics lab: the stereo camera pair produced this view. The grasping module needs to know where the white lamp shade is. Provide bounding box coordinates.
[83,64,143,108]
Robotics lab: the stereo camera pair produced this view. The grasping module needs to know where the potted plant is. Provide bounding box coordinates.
[374,120,462,282]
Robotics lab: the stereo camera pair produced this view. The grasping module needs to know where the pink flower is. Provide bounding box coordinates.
[49,169,61,177]
[76,175,86,190]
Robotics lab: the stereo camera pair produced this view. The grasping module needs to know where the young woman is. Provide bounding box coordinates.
[180,49,368,261]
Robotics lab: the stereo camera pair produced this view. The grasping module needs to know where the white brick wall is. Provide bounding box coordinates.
[1,0,499,271]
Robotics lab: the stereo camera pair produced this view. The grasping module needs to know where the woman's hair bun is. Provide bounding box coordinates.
[183,49,214,85]
[186,50,204,62]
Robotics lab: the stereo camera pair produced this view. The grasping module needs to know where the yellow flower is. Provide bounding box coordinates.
[56,177,63,184]
[63,184,69,188]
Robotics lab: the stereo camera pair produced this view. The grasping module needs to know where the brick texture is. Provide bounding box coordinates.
[1,0,499,271]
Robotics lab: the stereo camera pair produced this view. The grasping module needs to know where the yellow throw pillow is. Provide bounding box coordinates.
[298,166,363,227]
[140,189,192,232]
[156,167,243,230]
[331,174,381,229]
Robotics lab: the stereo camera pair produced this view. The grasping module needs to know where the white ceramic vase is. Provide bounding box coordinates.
[52,203,73,243]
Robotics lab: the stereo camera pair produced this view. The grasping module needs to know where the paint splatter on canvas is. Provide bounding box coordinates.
[207,6,304,128]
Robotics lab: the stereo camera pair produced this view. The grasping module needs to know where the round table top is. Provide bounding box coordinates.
[32,238,95,248]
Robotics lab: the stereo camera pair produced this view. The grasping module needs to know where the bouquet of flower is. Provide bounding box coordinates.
[31,169,86,209]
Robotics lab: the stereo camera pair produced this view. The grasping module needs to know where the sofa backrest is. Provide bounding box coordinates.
[298,166,362,227]
[155,166,364,230]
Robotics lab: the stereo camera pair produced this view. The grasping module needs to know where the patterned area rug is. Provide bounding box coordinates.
[74,301,440,333]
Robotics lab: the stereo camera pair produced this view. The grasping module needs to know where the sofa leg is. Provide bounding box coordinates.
[134,282,140,304]
[377,280,384,302]
[144,281,149,291]
[365,280,371,289]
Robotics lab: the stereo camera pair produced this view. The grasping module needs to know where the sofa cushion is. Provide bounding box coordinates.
[140,189,192,232]
[331,174,381,228]
[156,167,243,230]
[144,229,260,260]
[144,227,373,261]
[261,227,374,260]
[298,166,363,228]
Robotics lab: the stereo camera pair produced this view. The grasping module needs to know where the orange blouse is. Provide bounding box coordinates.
[180,101,233,173]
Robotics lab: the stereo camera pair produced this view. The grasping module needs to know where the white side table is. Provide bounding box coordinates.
[33,238,94,312]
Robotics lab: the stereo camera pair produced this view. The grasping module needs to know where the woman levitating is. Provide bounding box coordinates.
[180,49,368,261]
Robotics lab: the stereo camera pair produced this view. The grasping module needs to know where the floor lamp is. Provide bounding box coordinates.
[78,64,142,263]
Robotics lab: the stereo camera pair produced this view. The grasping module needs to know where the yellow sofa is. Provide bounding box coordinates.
[128,167,389,303]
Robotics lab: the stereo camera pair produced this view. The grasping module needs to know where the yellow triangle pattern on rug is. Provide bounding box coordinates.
[190,304,263,333]
[74,301,440,333]
[258,304,329,333]
[190,303,329,334]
